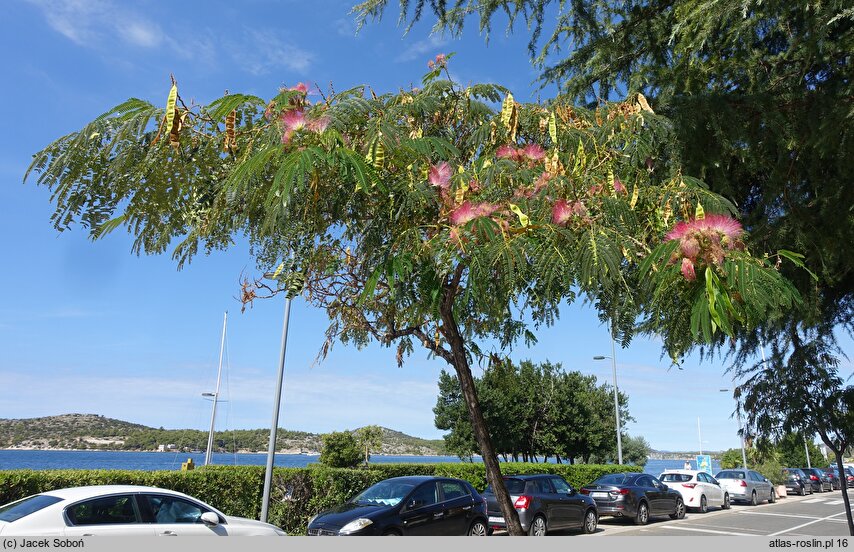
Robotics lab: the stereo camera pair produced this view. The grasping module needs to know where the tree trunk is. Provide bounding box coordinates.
[834,450,854,535]
[440,300,524,535]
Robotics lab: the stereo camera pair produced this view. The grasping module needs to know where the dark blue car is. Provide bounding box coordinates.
[307,476,488,536]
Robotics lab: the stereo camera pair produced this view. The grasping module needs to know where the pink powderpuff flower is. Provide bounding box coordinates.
[496,145,518,160]
[522,144,546,161]
[289,82,309,94]
[665,214,743,244]
[681,258,696,281]
[680,237,700,260]
[450,202,478,226]
[435,53,446,66]
[613,178,626,194]
[427,60,435,69]
[429,162,452,189]
[281,109,306,144]
[571,200,587,217]
[450,201,497,226]
[552,200,572,225]
[307,115,330,133]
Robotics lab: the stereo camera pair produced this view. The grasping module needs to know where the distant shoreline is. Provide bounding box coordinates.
[0,447,452,457]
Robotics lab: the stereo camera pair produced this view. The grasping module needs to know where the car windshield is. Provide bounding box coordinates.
[660,473,692,483]
[485,479,526,494]
[716,471,745,479]
[0,495,63,523]
[350,481,416,507]
[594,474,631,485]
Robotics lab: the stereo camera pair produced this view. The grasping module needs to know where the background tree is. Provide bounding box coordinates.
[774,432,825,469]
[355,425,384,465]
[435,359,632,463]
[27,61,798,533]
[735,337,854,534]
[719,448,744,470]
[319,431,363,468]
[617,434,651,467]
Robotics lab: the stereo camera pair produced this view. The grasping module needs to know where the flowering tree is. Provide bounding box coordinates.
[27,58,799,534]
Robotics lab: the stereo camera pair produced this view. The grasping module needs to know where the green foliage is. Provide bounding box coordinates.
[774,433,826,469]
[435,360,633,464]
[0,463,636,534]
[719,448,745,470]
[620,435,652,466]
[319,432,362,468]
[355,425,383,465]
[755,458,787,486]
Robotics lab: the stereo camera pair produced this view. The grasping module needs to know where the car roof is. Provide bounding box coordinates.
[380,476,451,484]
[661,469,699,475]
[38,485,197,502]
[504,474,558,480]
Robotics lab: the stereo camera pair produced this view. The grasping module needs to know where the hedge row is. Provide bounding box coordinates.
[0,462,638,535]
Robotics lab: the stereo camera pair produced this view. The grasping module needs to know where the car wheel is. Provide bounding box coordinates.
[382,529,402,536]
[722,493,731,510]
[799,484,806,496]
[750,490,758,506]
[769,489,776,503]
[582,509,598,534]
[468,520,488,536]
[699,495,708,513]
[670,497,685,520]
[635,501,649,525]
[528,515,547,536]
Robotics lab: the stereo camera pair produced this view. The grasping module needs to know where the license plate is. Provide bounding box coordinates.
[488,516,505,524]
[591,492,609,498]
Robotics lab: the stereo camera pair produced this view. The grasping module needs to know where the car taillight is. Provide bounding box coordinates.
[810,475,819,481]
[682,483,697,489]
[739,480,748,487]
[514,495,532,509]
[613,488,631,495]
[580,489,590,495]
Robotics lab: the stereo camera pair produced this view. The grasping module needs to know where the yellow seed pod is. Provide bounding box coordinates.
[695,202,705,220]
[636,93,654,114]
[545,150,564,177]
[630,183,639,209]
[548,112,558,144]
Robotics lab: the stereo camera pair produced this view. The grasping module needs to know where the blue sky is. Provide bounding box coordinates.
[1,0,849,453]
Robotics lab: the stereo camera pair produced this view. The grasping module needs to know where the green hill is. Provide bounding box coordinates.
[0,414,445,455]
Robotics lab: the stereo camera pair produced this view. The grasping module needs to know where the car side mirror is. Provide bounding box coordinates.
[661,484,669,490]
[568,489,576,496]
[200,512,220,526]
[407,499,424,510]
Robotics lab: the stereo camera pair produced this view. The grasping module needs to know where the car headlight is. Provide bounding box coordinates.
[339,518,373,535]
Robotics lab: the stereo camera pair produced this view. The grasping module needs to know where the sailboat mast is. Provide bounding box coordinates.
[205,311,227,466]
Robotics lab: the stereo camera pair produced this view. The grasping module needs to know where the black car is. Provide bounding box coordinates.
[482,474,598,536]
[801,468,833,493]
[307,476,488,536]
[580,472,685,525]
[783,468,812,496]
[827,466,854,488]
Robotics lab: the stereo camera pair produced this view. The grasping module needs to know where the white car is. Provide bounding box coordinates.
[659,470,730,513]
[0,485,286,536]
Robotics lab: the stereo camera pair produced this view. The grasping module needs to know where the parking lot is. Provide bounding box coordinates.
[585,490,852,537]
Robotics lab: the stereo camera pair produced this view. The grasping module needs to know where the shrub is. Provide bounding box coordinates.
[0,462,638,534]
[318,432,362,468]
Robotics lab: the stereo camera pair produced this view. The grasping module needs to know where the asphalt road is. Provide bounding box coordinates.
[584,489,853,537]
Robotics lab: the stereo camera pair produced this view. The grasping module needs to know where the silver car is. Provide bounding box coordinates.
[714,469,776,505]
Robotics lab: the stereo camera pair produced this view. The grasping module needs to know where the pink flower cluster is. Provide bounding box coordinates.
[450,201,499,226]
[665,214,745,281]
[281,108,329,144]
[496,144,546,163]
[427,53,447,69]
[551,199,588,225]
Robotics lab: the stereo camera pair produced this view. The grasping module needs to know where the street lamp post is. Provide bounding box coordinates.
[719,388,748,468]
[593,337,622,465]
[260,276,293,524]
